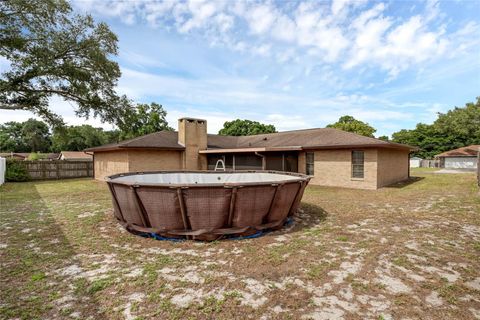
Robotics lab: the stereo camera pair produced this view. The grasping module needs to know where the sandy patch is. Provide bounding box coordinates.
[376,274,411,294]
[425,291,443,307]
[123,293,145,320]
[465,278,480,291]
[78,212,96,218]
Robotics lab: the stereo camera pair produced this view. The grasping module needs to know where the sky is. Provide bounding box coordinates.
[1,0,479,137]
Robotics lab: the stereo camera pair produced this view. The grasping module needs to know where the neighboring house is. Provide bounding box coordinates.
[85,118,417,190]
[409,156,422,168]
[435,145,480,169]
[0,152,29,160]
[58,151,93,161]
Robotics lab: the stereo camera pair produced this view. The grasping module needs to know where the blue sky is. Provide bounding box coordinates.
[2,0,479,137]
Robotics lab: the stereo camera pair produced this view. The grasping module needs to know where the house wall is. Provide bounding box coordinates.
[93,150,183,180]
[309,149,378,190]
[94,150,130,180]
[377,149,410,188]
[128,150,183,172]
[444,157,477,169]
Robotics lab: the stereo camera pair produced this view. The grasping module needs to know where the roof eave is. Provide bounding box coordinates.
[199,146,303,154]
[84,146,185,152]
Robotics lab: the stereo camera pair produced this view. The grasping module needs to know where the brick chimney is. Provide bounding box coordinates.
[178,118,207,170]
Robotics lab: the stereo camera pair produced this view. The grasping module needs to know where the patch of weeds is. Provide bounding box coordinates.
[155,300,185,320]
[304,227,322,237]
[87,277,113,294]
[394,294,411,306]
[73,278,89,295]
[147,284,167,303]
[198,296,224,314]
[155,254,174,267]
[30,272,46,282]
[143,264,159,282]
[375,283,386,290]
[336,235,348,242]
[59,307,74,316]
[392,256,412,268]
[224,290,242,300]
[473,242,480,251]
[131,301,140,312]
[351,280,369,291]
[307,262,331,279]
[267,238,310,266]
[357,240,373,248]
[438,283,461,304]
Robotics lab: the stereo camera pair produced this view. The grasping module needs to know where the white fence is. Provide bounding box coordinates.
[419,159,440,168]
[0,157,5,185]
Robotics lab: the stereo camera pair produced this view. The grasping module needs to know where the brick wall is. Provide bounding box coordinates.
[94,150,129,180]
[93,150,183,180]
[309,149,378,190]
[376,149,410,188]
[128,150,182,172]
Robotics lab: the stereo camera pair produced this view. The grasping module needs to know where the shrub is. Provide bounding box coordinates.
[27,152,41,161]
[5,160,30,182]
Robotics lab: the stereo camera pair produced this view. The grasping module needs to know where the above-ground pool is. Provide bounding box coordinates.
[106,171,310,241]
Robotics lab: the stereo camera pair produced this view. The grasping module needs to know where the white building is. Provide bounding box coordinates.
[436,145,479,169]
[409,156,422,168]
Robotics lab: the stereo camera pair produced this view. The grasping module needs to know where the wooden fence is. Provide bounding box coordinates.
[22,160,93,180]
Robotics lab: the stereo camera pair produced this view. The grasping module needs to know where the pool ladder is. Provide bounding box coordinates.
[214,159,226,171]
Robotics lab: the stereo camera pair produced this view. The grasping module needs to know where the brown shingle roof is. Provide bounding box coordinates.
[86,128,416,153]
[435,145,480,158]
[84,131,185,152]
[209,128,415,151]
[60,151,93,160]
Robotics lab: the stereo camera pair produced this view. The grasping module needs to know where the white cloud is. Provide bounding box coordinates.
[71,0,477,77]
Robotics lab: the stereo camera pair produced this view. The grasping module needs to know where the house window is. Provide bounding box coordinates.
[306,152,314,175]
[351,150,364,179]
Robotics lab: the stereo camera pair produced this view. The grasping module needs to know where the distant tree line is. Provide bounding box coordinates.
[391,97,480,158]
[0,103,172,152]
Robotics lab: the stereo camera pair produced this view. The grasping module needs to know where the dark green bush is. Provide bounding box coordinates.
[5,160,30,182]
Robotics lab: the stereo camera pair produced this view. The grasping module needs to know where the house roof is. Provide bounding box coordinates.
[84,131,185,152]
[207,128,416,152]
[60,151,93,160]
[0,152,29,159]
[435,145,480,158]
[86,127,416,153]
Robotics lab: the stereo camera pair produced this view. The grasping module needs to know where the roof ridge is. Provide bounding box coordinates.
[122,130,176,146]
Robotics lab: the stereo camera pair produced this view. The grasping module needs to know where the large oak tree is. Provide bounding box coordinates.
[218,119,276,136]
[0,0,130,126]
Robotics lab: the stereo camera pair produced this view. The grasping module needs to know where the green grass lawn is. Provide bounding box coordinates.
[1,172,479,319]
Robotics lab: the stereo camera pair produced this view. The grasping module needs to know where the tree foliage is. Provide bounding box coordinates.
[0,119,51,152]
[0,0,130,126]
[392,97,480,158]
[51,125,110,151]
[117,103,173,140]
[0,102,173,152]
[326,115,376,137]
[218,119,276,136]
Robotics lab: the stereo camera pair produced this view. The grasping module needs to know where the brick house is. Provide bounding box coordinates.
[85,118,416,189]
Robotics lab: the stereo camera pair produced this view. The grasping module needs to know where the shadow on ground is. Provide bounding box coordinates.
[385,176,425,188]
[0,182,109,319]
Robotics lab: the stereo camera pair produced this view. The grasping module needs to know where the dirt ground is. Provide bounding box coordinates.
[0,169,479,319]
